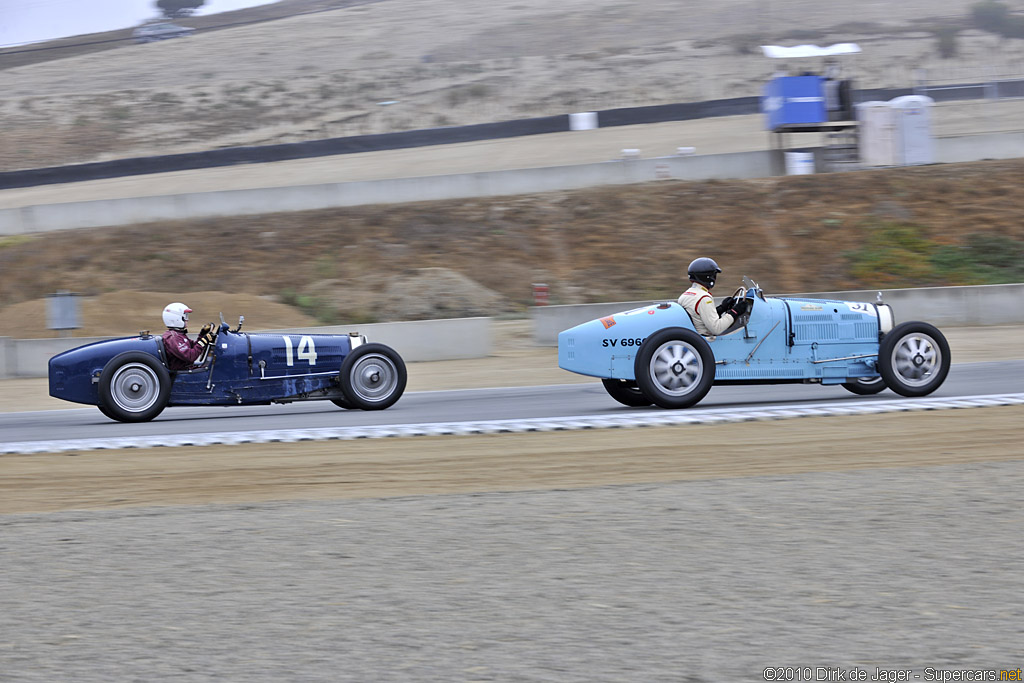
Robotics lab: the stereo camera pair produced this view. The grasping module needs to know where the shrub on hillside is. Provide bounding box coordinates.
[969,0,1024,38]
[847,222,1024,286]
[933,27,960,59]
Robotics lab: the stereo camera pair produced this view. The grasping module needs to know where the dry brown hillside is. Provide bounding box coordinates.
[1,158,1022,337]
[3,0,1023,170]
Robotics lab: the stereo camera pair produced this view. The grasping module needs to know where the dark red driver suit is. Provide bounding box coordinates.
[161,329,206,371]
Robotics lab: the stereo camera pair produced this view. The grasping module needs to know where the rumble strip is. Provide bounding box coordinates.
[2,393,1023,455]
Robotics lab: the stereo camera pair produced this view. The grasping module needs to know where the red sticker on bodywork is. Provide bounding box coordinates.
[648,310,655,314]
[600,316,616,329]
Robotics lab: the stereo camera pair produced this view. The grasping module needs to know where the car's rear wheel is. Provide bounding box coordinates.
[97,351,171,422]
[634,328,715,409]
[601,378,652,407]
[330,397,356,410]
[878,322,951,397]
[842,376,887,395]
[338,343,407,410]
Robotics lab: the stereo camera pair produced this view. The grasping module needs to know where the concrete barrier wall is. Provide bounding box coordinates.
[530,283,1024,345]
[0,317,492,379]
[0,151,777,235]
[935,132,1024,163]
[270,317,492,363]
[1,132,1022,236]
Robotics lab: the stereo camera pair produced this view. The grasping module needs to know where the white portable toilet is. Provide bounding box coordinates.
[856,101,897,167]
[890,95,934,165]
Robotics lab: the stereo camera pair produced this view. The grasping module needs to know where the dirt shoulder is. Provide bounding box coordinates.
[2,407,1021,514]
[2,321,1022,414]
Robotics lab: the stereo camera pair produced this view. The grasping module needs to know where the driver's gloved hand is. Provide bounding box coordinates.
[197,327,216,348]
[198,323,213,338]
[729,298,752,318]
[716,297,736,315]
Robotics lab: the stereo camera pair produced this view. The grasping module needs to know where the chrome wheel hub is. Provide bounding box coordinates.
[109,363,160,413]
[649,341,703,396]
[350,354,398,402]
[891,333,941,387]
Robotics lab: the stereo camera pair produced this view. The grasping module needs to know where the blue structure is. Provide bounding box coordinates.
[762,75,828,131]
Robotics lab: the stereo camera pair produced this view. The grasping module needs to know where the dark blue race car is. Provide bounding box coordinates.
[49,316,407,422]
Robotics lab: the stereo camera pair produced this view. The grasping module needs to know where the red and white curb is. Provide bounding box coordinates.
[2,393,1023,455]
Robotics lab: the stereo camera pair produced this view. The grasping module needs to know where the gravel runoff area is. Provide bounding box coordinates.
[1,460,1021,682]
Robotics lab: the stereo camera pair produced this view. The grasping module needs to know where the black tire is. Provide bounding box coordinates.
[339,343,407,410]
[330,397,356,410]
[878,321,951,397]
[634,327,715,409]
[97,402,120,420]
[601,378,652,407]
[97,351,171,422]
[842,376,888,395]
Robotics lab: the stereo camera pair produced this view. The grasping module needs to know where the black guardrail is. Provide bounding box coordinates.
[1,80,1020,191]
[0,115,569,191]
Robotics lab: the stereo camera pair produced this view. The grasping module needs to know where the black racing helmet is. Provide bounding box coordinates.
[688,257,722,288]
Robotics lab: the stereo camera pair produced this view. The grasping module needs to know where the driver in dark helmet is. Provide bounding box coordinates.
[678,257,751,337]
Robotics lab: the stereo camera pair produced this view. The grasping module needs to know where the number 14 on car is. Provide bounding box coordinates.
[282,335,319,366]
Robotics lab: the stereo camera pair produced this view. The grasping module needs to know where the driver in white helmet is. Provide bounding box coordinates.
[678,257,750,337]
[161,302,215,371]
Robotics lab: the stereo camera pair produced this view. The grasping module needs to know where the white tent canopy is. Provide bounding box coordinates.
[760,43,861,59]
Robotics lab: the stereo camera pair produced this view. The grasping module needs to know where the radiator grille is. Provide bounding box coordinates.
[794,323,839,340]
[855,322,876,338]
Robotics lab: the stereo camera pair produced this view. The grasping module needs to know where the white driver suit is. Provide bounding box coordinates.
[678,283,735,337]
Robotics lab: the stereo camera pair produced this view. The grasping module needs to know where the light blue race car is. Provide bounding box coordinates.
[558,277,951,409]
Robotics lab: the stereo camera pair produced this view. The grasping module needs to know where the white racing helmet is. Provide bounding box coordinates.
[162,302,192,330]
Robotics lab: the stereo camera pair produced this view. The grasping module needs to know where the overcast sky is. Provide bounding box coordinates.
[0,0,281,47]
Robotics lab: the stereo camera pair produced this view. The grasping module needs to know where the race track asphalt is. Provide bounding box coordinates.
[2,359,1021,446]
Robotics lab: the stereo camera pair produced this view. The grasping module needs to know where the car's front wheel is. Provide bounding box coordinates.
[97,351,171,422]
[878,322,951,397]
[634,328,715,409]
[601,378,652,407]
[330,397,356,410]
[842,376,887,395]
[338,344,407,410]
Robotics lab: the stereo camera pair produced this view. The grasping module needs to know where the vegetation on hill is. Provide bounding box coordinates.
[1,159,1021,333]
